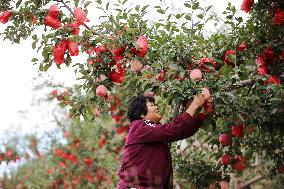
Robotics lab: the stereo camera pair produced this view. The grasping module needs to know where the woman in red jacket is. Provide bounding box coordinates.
[116,94,206,189]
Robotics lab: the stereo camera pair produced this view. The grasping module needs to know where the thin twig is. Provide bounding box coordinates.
[172,101,181,119]
[240,176,264,189]
[222,79,255,92]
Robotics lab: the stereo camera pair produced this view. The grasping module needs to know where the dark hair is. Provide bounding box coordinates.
[127,95,155,122]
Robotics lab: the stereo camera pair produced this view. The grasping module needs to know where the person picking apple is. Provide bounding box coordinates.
[116,93,207,189]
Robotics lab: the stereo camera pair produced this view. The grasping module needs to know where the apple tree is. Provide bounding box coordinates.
[0,0,284,188]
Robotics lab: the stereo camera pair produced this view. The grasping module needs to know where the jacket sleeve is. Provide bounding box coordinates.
[128,112,202,143]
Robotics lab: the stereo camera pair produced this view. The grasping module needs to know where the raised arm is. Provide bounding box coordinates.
[127,94,206,143]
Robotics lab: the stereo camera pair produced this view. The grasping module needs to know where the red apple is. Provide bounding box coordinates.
[190,69,202,82]
[219,181,229,189]
[219,133,231,146]
[202,87,211,100]
[144,91,154,97]
[92,107,101,117]
[220,155,231,165]
[96,85,108,97]
[204,101,214,114]
[6,150,13,158]
[50,89,58,97]
[99,74,107,81]
[231,124,245,138]
[277,164,284,174]
[233,160,246,172]
[130,60,143,72]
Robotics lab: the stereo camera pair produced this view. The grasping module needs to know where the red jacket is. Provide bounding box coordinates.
[116,112,203,189]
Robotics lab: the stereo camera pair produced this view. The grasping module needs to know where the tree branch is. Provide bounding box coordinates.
[240,176,264,189]
[172,101,181,119]
[222,79,255,91]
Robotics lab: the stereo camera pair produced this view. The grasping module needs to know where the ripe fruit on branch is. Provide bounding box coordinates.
[190,69,202,82]
[233,160,246,172]
[0,11,12,24]
[134,36,148,57]
[199,57,217,72]
[202,87,211,101]
[74,8,89,25]
[156,70,166,82]
[224,50,236,67]
[96,85,108,97]
[237,42,248,51]
[44,4,61,29]
[233,155,246,172]
[241,0,254,13]
[220,155,231,165]
[67,39,79,56]
[144,91,154,97]
[92,107,102,117]
[231,124,245,138]
[204,100,214,114]
[130,60,143,72]
[219,181,229,189]
[48,4,60,18]
[278,164,284,174]
[219,133,231,146]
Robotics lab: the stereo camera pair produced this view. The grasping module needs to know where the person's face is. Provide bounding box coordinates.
[142,101,162,123]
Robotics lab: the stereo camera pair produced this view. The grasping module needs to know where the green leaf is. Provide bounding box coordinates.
[32,41,36,49]
[157,9,165,14]
[84,1,92,8]
[16,0,22,9]
[141,5,149,13]
[185,13,192,20]
[114,8,122,12]
[175,14,182,19]
[106,2,110,10]
[74,0,79,7]
[197,14,204,19]
[206,5,212,12]
[184,3,191,8]
[135,5,140,12]
[96,0,102,5]
[192,2,200,10]
[31,58,38,62]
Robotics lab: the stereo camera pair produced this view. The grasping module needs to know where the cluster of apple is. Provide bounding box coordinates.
[189,68,214,115]
[0,149,20,164]
[218,124,247,172]
[50,89,70,105]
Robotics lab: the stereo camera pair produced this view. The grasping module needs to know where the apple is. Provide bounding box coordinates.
[220,155,231,165]
[277,164,284,174]
[219,133,231,146]
[231,124,245,138]
[233,160,246,172]
[92,107,101,117]
[96,85,108,97]
[130,60,143,72]
[202,87,211,100]
[219,181,229,189]
[144,91,154,97]
[190,69,202,82]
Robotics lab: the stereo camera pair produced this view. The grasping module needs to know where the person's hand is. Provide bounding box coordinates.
[186,93,206,116]
[192,93,206,108]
